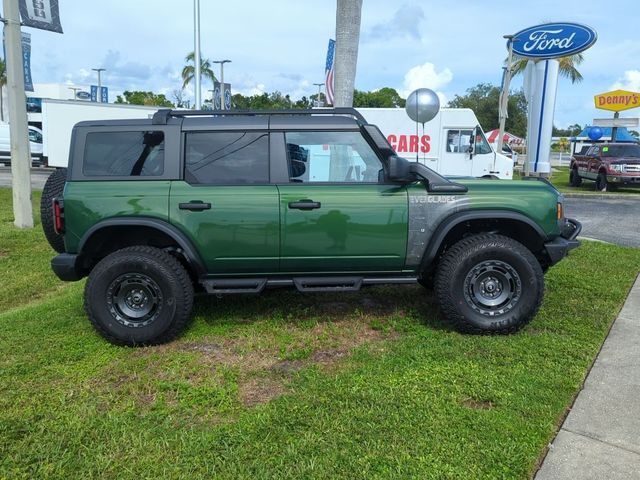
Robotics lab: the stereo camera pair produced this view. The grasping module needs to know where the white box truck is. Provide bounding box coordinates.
[356,108,514,179]
[42,99,159,168]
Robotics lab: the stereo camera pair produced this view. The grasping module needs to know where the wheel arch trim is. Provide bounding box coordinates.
[77,217,206,276]
[419,210,548,269]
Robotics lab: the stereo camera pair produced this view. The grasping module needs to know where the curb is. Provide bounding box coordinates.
[563,192,640,199]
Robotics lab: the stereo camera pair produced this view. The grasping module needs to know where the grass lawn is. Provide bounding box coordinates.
[521,166,640,195]
[2,187,640,478]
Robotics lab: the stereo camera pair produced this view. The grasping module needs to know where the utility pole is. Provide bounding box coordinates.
[313,82,325,107]
[92,68,105,102]
[3,0,33,228]
[213,60,231,110]
[193,0,202,109]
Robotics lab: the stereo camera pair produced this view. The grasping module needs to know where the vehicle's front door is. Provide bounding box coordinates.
[276,130,408,273]
[169,130,280,274]
[440,128,474,176]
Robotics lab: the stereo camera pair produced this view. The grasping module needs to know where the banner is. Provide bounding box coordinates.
[90,85,108,103]
[19,0,64,33]
[213,82,231,109]
[21,32,34,92]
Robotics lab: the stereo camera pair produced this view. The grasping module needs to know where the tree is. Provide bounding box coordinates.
[511,53,585,83]
[353,88,405,108]
[448,83,527,137]
[181,51,216,89]
[171,88,189,108]
[334,0,362,107]
[0,58,6,122]
[115,91,174,107]
[553,123,582,137]
[230,91,313,110]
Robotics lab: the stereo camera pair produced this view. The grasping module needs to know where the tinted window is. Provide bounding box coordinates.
[601,144,640,157]
[83,131,164,176]
[285,131,383,183]
[185,132,269,184]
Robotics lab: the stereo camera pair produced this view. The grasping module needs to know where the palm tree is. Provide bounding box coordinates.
[510,53,584,83]
[0,58,6,122]
[333,0,363,107]
[181,52,216,89]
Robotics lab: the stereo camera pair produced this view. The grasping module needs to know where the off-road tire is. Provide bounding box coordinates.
[434,234,544,334]
[40,167,67,253]
[84,246,194,346]
[595,172,608,192]
[569,167,582,187]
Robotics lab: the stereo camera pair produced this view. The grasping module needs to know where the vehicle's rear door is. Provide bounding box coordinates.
[169,127,280,274]
[275,129,408,273]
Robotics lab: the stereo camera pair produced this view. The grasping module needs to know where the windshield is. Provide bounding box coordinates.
[601,144,640,158]
[28,129,43,143]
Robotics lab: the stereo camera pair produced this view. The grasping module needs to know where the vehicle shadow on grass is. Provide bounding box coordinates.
[191,284,449,332]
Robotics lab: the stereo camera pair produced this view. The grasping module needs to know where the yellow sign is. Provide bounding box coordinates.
[594,89,640,112]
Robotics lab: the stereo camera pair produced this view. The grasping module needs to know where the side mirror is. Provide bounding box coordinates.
[387,155,413,183]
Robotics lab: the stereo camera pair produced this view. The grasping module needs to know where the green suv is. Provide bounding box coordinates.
[42,108,581,345]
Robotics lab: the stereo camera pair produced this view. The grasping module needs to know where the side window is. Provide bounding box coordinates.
[474,129,492,155]
[28,129,42,143]
[285,131,383,183]
[83,131,164,176]
[591,146,600,156]
[184,131,269,185]
[446,129,473,153]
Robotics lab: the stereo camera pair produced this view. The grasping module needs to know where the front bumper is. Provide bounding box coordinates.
[51,253,83,281]
[608,174,640,187]
[544,218,582,266]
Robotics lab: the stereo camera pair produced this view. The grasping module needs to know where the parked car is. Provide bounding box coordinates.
[570,142,640,191]
[41,108,580,346]
[0,123,44,166]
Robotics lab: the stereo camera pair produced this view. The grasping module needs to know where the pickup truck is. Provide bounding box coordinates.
[569,143,640,191]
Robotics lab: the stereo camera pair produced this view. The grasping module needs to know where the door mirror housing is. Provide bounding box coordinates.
[387,155,413,183]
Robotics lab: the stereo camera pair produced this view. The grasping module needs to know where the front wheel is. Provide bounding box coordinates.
[84,246,194,346]
[595,172,608,191]
[434,234,544,334]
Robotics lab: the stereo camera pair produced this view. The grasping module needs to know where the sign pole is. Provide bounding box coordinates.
[3,0,33,228]
[611,111,619,142]
[497,35,514,161]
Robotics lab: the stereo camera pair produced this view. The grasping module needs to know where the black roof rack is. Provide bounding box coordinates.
[151,107,366,125]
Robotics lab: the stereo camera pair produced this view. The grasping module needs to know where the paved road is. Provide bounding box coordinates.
[564,197,640,248]
[0,167,53,190]
[0,168,638,248]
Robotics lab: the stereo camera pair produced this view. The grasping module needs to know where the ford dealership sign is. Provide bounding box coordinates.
[512,23,597,59]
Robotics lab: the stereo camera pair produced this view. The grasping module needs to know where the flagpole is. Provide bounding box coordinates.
[3,0,33,228]
[193,0,202,109]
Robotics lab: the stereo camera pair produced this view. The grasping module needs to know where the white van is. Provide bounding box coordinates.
[0,123,44,166]
[356,108,514,179]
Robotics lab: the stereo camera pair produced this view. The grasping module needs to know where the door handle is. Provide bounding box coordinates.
[179,201,211,211]
[288,200,321,210]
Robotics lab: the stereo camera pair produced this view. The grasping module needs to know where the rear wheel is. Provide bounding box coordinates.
[84,246,194,346]
[569,167,582,187]
[40,168,67,253]
[434,234,544,334]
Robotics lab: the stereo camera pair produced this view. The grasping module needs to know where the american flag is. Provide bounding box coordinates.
[325,39,335,106]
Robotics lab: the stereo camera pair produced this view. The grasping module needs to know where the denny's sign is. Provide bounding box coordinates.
[594,89,640,112]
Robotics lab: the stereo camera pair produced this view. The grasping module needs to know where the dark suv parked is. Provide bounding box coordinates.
[41,108,581,345]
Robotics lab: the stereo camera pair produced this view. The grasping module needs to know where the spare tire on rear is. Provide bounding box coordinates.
[40,168,67,253]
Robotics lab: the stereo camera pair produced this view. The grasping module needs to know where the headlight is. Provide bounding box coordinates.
[610,164,626,173]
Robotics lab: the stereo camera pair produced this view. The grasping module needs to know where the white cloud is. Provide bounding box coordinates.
[366,5,426,42]
[399,62,453,102]
[610,70,640,91]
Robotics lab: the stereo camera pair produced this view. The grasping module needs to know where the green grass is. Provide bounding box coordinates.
[0,189,68,313]
[520,166,640,195]
[1,188,640,479]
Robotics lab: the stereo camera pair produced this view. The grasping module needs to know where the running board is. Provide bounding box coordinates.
[199,276,418,295]
[201,278,267,294]
[293,276,363,292]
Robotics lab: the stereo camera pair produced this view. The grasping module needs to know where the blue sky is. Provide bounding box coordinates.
[15,0,640,128]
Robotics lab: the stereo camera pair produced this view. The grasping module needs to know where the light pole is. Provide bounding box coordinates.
[313,82,325,107]
[92,68,105,102]
[193,0,202,109]
[68,87,81,100]
[213,60,231,110]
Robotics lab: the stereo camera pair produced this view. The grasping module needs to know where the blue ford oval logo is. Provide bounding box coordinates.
[512,23,597,59]
[76,91,91,100]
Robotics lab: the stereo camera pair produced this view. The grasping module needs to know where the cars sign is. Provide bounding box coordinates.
[512,23,597,59]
